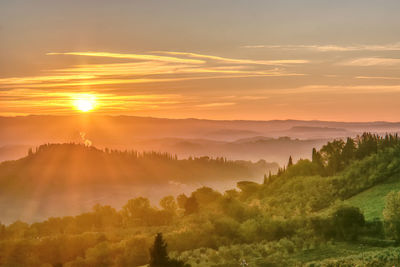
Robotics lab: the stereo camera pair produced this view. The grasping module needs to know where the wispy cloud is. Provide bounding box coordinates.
[276,84,400,95]
[0,73,302,89]
[0,51,304,90]
[243,43,400,52]
[340,57,400,66]
[156,51,309,65]
[0,74,97,84]
[195,102,236,108]
[355,76,400,80]
[47,52,205,64]
[0,50,309,115]
[241,95,269,100]
[53,62,291,77]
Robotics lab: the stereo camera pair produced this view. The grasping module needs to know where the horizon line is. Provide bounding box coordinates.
[0,114,399,124]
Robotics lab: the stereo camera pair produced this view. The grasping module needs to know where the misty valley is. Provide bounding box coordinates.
[0,143,276,224]
[2,127,400,266]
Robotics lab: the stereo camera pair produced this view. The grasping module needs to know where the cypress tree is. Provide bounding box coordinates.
[149,233,169,267]
[342,137,356,165]
[312,148,324,175]
[287,156,293,168]
[149,233,191,267]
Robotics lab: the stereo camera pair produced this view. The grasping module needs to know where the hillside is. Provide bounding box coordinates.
[0,136,329,166]
[2,134,400,266]
[257,133,400,218]
[346,180,400,221]
[0,143,277,223]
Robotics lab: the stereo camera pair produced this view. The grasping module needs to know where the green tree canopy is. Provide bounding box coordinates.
[383,191,400,242]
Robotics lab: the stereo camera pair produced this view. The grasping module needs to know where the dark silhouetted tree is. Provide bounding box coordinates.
[263,174,267,184]
[287,156,293,168]
[320,139,345,175]
[149,233,169,267]
[356,132,378,159]
[342,137,356,165]
[332,206,365,241]
[28,148,34,157]
[149,233,190,267]
[312,147,324,174]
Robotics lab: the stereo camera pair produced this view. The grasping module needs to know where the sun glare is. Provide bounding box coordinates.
[72,94,96,112]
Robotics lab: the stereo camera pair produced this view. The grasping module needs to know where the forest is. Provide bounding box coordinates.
[2,133,400,266]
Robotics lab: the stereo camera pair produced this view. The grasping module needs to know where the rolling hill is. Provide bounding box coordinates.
[2,134,400,266]
[346,179,400,220]
[0,143,277,224]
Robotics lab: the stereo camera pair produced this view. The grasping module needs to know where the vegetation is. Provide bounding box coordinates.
[149,233,190,267]
[0,143,276,188]
[345,180,400,220]
[383,191,400,243]
[1,133,400,266]
[0,143,277,223]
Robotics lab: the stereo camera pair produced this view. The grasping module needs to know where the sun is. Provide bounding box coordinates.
[72,94,97,112]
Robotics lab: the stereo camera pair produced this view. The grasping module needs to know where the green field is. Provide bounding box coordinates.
[346,179,400,220]
[293,242,382,263]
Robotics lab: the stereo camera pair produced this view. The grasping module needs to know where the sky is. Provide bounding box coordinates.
[1,0,400,121]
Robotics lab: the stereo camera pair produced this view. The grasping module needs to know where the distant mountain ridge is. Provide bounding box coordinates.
[1,115,399,145]
[1,115,399,164]
[289,126,347,132]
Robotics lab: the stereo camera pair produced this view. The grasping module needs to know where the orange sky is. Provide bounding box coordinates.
[1,1,400,121]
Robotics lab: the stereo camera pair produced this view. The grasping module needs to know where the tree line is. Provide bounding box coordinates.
[268,133,400,181]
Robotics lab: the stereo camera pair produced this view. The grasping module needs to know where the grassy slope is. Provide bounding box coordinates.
[293,242,387,263]
[345,179,400,220]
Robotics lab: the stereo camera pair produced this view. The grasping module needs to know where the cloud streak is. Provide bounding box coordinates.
[0,51,304,90]
[47,52,205,64]
[195,102,236,108]
[243,43,400,52]
[156,51,309,65]
[276,84,400,95]
[340,57,400,66]
[355,76,400,80]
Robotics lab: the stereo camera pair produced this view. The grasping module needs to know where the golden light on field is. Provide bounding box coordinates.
[72,94,97,112]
